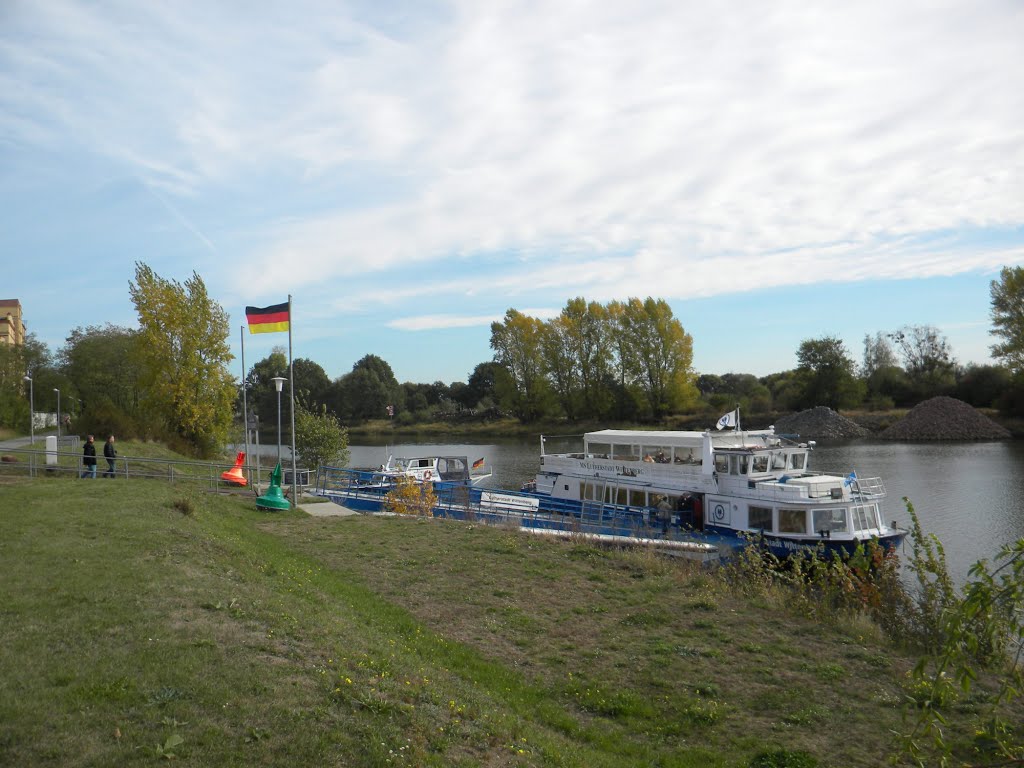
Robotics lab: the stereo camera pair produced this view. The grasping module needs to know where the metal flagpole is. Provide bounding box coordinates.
[241,325,252,488]
[288,294,297,508]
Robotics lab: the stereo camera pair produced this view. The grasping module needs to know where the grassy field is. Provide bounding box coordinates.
[0,476,1017,766]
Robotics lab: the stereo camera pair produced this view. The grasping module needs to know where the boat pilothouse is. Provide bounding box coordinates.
[529,427,905,557]
[352,455,493,489]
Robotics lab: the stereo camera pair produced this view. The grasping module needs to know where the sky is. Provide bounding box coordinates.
[2,0,1023,386]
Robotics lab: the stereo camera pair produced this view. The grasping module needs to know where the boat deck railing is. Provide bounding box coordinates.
[850,476,885,499]
[313,465,710,546]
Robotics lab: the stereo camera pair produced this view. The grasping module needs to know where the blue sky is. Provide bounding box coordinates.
[2,1,1023,385]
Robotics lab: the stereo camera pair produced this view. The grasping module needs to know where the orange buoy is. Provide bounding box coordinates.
[221,451,248,486]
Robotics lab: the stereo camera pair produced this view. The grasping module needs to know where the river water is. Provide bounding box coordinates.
[251,435,1024,584]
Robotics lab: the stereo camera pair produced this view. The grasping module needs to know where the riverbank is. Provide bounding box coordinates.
[2,477,1020,766]
[347,404,1024,441]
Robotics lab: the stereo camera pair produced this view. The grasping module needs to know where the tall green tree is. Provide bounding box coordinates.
[540,313,581,419]
[59,325,146,436]
[861,332,899,378]
[60,325,143,414]
[490,309,552,422]
[329,354,401,422]
[615,297,697,418]
[560,298,614,419]
[463,362,502,410]
[795,336,863,410]
[128,263,236,455]
[889,324,956,399]
[990,265,1024,375]
[293,402,349,470]
[244,349,289,433]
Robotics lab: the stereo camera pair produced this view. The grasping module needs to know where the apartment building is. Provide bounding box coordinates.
[0,299,26,346]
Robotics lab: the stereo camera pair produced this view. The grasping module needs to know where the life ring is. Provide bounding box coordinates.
[423,469,432,481]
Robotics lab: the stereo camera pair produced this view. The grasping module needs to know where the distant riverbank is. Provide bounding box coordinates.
[345,406,1024,441]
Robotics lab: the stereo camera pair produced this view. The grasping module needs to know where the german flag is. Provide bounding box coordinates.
[472,457,485,470]
[246,302,289,334]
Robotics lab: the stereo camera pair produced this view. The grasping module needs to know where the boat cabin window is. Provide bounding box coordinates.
[676,448,699,464]
[790,453,806,470]
[851,504,880,532]
[749,505,772,530]
[778,508,806,534]
[812,508,849,534]
[588,442,611,459]
[731,455,749,475]
[641,445,672,463]
[630,489,647,507]
[714,454,729,473]
[772,452,788,470]
[751,455,769,473]
[613,445,640,462]
[611,487,628,505]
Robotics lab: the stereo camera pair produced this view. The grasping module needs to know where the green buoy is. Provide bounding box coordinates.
[257,462,291,511]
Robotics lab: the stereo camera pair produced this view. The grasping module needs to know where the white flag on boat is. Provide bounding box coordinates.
[716,409,738,430]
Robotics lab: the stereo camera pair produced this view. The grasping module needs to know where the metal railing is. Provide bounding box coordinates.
[0,446,309,493]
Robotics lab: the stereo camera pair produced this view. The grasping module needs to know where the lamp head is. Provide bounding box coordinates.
[271,376,286,393]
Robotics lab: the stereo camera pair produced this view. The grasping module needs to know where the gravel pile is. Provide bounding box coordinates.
[880,396,1011,440]
[774,406,870,439]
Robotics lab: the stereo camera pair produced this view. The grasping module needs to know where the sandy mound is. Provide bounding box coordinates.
[880,396,1010,440]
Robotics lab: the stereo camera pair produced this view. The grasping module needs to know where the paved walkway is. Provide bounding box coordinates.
[0,435,35,450]
[296,499,357,517]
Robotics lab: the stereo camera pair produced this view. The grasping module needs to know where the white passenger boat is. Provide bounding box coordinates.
[313,419,903,558]
[527,426,905,557]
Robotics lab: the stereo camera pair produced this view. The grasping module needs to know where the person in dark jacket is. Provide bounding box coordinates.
[81,435,97,479]
[103,435,117,478]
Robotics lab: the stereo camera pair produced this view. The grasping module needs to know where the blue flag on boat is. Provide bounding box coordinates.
[843,471,857,487]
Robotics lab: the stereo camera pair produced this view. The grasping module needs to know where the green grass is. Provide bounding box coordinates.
[0,476,1018,766]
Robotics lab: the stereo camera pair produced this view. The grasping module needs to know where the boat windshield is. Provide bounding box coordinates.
[812,508,848,534]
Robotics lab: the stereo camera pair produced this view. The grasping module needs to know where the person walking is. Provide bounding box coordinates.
[656,495,672,535]
[81,435,97,479]
[103,435,117,478]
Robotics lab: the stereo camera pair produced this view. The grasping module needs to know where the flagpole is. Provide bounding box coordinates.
[241,326,252,488]
[288,294,297,508]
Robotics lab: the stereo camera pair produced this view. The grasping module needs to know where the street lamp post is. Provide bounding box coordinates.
[271,377,286,466]
[54,388,61,443]
[23,375,33,446]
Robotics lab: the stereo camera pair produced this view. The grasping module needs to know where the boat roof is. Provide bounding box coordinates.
[584,428,782,450]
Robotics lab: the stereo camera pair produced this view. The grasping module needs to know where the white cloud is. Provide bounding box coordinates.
[3,0,1023,370]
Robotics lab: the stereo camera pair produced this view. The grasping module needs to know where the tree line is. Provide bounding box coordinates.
[6,265,1024,455]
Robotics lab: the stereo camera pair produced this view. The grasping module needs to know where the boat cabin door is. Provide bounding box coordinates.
[580,478,610,520]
